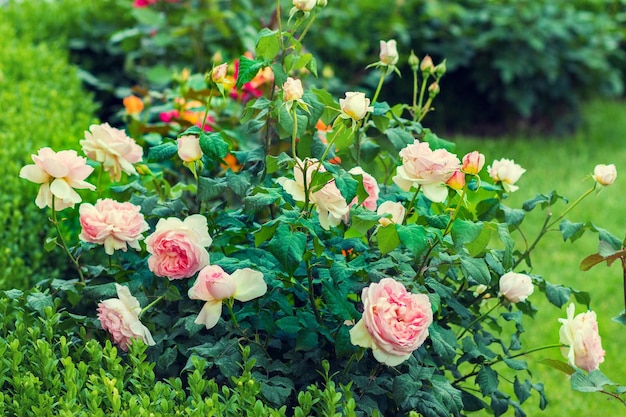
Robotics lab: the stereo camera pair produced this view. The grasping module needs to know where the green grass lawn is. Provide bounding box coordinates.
[453,99,626,415]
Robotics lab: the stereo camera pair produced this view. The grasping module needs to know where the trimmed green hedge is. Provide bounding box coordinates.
[0,21,97,289]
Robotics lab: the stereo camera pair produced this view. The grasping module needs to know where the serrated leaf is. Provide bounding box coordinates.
[255,28,280,60]
[460,256,491,285]
[545,282,571,307]
[275,316,300,334]
[200,132,229,160]
[560,219,585,242]
[385,127,415,151]
[44,237,58,252]
[376,224,400,254]
[397,224,429,257]
[268,224,306,274]
[244,188,282,213]
[451,219,483,247]
[571,371,604,392]
[504,358,528,371]
[513,377,531,404]
[197,176,227,202]
[236,56,267,89]
[225,170,250,197]
[476,366,499,396]
[27,292,54,315]
[430,324,457,363]
[147,142,178,162]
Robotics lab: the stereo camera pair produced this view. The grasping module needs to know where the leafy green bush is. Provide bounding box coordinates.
[0,21,97,289]
[0,289,359,416]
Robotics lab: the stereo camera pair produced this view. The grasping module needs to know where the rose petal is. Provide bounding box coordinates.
[349,319,373,349]
[232,268,267,302]
[194,300,223,329]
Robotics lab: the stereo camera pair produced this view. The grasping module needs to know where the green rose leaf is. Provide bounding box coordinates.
[268,224,306,274]
[147,142,178,162]
[377,224,400,254]
[460,255,491,285]
[199,132,229,161]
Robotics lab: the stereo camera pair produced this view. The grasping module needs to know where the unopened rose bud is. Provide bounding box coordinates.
[461,151,485,175]
[177,135,203,162]
[420,55,434,74]
[593,164,617,186]
[434,59,447,77]
[317,0,327,6]
[428,81,440,96]
[293,0,316,11]
[283,77,304,102]
[379,39,399,66]
[211,63,228,84]
[340,91,373,121]
[408,51,419,72]
[446,170,465,190]
[499,272,534,303]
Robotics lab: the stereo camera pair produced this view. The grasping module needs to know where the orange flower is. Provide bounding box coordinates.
[221,153,241,172]
[123,95,144,115]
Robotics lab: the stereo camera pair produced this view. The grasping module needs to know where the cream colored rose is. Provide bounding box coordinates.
[293,0,316,11]
[461,151,485,175]
[379,39,399,66]
[177,135,203,162]
[592,164,616,186]
[487,158,526,193]
[499,272,534,303]
[340,92,373,122]
[377,201,405,227]
[283,77,304,102]
[558,303,605,372]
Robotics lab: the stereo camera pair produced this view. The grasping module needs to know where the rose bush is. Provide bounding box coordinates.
[19,3,626,415]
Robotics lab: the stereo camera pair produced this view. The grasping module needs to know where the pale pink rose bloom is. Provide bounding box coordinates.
[392,140,460,203]
[19,147,96,211]
[211,63,228,83]
[339,92,374,122]
[97,284,155,351]
[79,199,149,255]
[487,158,526,193]
[81,123,143,182]
[177,135,202,162]
[188,265,267,329]
[350,278,433,366]
[558,303,605,372]
[461,151,485,175]
[592,164,617,186]
[499,272,534,303]
[293,0,316,11]
[277,158,349,230]
[379,39,399,66]
[377,201,405,227]
[283,77,304,102]
[348,167,379,211]
[145,214,212,280]
[446,170,466,190]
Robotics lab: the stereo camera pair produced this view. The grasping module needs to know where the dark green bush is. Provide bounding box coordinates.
[0,21,97,289]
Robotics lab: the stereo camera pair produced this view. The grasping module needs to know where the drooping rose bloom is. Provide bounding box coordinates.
[379,39,399,66]
[339,92,373,122]
[81,123,143,182]
[461,151,485,175]
[499,272,534,303]
[145,215,212,280]
[558,303,605,372]
[277,158,349,230]
[188,265,267,329]
[592,164,616,186]
[19,147,96,210]
[97,284,155,351]
[377,201,406,226]
[392,140,461,203]
[487,158,526,193]
[350,278,433,366]
[79,199,149,255]
[177,135,202,163]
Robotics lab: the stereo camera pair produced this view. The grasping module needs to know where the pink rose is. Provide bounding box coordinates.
[211,63,228,84]
[350,278,433,366]
[377,201,405,227]
[97,284,155,351]
[461,151,485,175]
[348,167,379,212]
[558,303,605,372]
[592,164,616,186]
[379,39,399,66]
[392,140,460,203]
[81,123,143,182]
[188,265,267,329]
[487,158,526,193]
[177,135,202,162]
[277,158,349,230]
[499,272,534,303]
[145,214,212,280]
[283,77,304,102]
[19,147,96,210]
[339,92,373,122]
[79,199,149,255]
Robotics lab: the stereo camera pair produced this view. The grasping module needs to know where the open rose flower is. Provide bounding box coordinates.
[189,265,267,329]
[499,272,534,303]
[488,158,526,193]
[339,92,373,122]
[79,199,149,255]
[19,147,96,210]
[97,284,155,351]
[145,215,212,280]
[277,158,348,230]
[558,303,605,372]
[350,278,433,366]
[377,201,405,226]
[392,140,460,203]
[592,164,616,186]
[81,122,143,182]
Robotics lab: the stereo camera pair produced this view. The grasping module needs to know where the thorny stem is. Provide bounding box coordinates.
[51,198,85,284]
